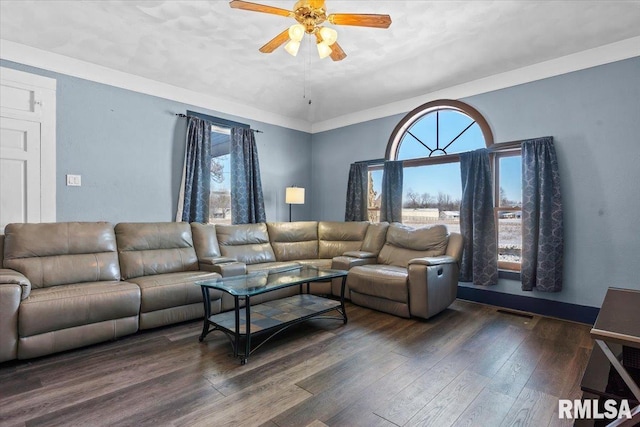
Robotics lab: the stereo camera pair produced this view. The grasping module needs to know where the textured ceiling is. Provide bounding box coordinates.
[2,1,640,127]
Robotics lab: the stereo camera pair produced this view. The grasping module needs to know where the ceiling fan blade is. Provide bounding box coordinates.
[229,0,293,18]
[259,28,290,53]
[327,13,392,28]
[329,42,347,61]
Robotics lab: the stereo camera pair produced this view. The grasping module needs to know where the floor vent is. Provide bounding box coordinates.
[496,309,534,319]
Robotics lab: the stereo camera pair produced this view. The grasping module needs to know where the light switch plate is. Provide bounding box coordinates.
[66,174,81,186]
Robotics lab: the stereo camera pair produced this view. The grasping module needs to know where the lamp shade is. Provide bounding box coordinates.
[317,41,332,59]
[288,24,305,42]
[284,40,301,56]
[285,187,305,204]
[319,27,338,46]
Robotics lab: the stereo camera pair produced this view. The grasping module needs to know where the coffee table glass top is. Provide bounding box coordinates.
[196,265,347,297]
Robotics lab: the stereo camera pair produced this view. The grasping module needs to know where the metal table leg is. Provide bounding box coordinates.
[199,286,211,342]
[595,339,640,426]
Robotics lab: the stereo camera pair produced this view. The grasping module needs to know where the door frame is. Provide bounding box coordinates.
[0,66,57,224]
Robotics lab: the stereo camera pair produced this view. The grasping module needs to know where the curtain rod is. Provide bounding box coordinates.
[174,113,263,133]
[488,136,553,152]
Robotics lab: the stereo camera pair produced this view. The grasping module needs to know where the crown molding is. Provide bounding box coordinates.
[2,37,638,135]
[311,36,640,133]
[0,39,312,133]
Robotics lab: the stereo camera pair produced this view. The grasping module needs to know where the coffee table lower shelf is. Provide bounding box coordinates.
[199,294,347,364]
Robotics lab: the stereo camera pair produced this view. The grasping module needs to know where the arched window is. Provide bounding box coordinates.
[386,99,493,160]
[367,100,522,271]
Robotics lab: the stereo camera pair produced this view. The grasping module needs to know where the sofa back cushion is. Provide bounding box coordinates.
[378,223,449,267]
[3,222,121,288]
[216,223,276,264]
[115,222,198,280]
[318,221,368,259]
[360,222,390,255]
[190,223,221,258]
[267,221,318,261]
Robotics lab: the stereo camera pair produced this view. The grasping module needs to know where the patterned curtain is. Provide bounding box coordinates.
[459,148,498,286]
[380,160,403,223]
[180,116,211,223]
[522,137,563,292]
[230,128,266,224]
[345,163,369,221]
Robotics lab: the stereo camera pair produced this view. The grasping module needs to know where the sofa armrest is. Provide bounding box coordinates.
[407,260,459,320]
[332,255,376,271]
[408,255,457,267]
[342,251,377,259]
[0,268,31,299]
[199,260,246,277]
[198,256,238,266]
[0,269,30,362]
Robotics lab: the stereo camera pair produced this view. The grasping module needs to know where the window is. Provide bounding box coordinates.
[185,110,249,225]
[209,124,232,224]
[375,99,522,271]
[373,100,492,235]
[495,152,522,270]
[367,167,383,222]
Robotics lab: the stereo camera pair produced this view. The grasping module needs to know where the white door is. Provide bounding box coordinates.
[0,67,56,232]
[0,117,41,229]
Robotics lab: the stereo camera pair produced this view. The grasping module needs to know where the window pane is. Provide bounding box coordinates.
[367,168,383,222]
[397,109,485,160]
[402,163,461,234]
[209,127,232,224]
[497,210,522,264]
[437,110,474,154]
[498,156,522,207]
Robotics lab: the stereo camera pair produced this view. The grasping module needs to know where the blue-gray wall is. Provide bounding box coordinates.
[1,60,313,224]
[311,57,640,309]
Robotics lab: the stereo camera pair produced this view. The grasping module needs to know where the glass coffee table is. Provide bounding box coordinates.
[196,265,348,364]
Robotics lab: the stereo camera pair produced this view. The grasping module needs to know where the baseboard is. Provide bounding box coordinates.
[456,286,599,325]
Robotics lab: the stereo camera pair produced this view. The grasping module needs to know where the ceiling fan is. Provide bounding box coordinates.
[229,0,392,61]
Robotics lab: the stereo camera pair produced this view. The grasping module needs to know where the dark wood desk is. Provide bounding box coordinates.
[584,287,640,426]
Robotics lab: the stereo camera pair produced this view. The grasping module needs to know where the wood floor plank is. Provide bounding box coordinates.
[271,352,409,426]
[174,383,312,427]
[484,330,550,399]
[499,386,558,427]
[24,369,223,427]
[404,370,489,427]
[451,388,516,427]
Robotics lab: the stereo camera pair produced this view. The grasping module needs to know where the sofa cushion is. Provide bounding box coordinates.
[115,222,199,280]
[216,223,276,264]
[361,222,390,254]
[378,223,448,267]
[126,271,220,313]
[190,223,222,258]
[348,264,409,303]
[268,221,318,261]
[18,281,141,337]
[318,221,368,259]
[3,222,121,288]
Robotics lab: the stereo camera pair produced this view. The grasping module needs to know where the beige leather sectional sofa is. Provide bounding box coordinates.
[0,220,462,362]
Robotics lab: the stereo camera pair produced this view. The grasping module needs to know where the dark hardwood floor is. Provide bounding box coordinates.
[0,300,594,427]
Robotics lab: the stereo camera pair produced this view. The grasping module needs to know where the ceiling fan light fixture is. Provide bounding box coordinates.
[319,27,337,46]
[288,23,305,42]
[316,41,332,59]
[284,40,301,56]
